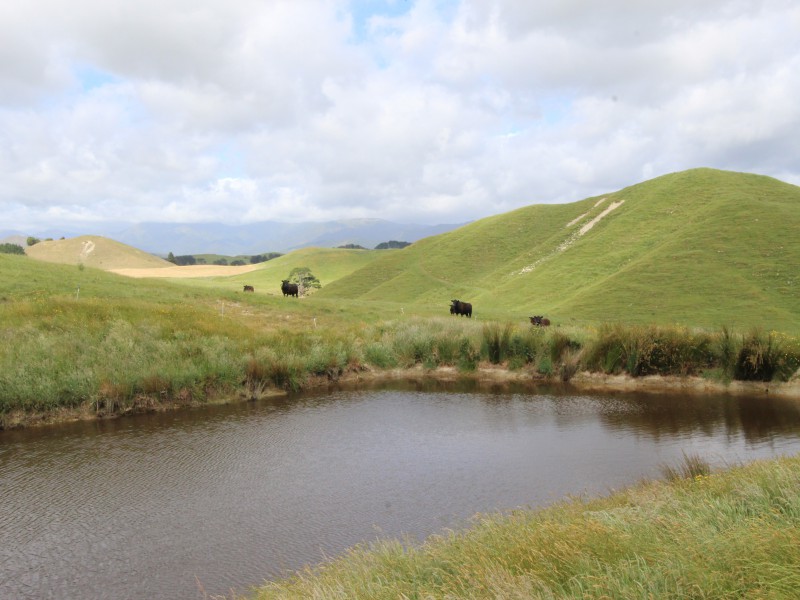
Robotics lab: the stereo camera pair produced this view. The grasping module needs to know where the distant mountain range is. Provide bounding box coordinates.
[0,218,468,256]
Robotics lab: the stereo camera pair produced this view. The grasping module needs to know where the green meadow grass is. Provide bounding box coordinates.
[165,246,385,296]
[318,169,800,333]
[3,168,800,424]
[2,252,798,425]
[243,454,800,600]
[5,170,799,600]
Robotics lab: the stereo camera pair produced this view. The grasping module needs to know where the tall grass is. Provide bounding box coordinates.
[734,329,799,382]
[243,455,800,600]
[582,324,716,377]
[2,280,799,427]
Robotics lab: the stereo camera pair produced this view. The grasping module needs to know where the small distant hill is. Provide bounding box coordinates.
[26,236,172,270]
[317,168,800,332]
[187,246,386,295]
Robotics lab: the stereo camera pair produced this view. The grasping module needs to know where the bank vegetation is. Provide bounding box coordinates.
[2,288,799,429]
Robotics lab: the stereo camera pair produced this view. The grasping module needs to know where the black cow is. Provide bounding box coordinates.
[281,280,299,298]
[243,285,255,292]
[529,315,550,327]
[450,299,473,318]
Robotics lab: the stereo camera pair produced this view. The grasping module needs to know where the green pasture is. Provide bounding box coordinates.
[318,168,800,332]
[2,167,800,423]
[5,168,799,600]
[166,246,386,297]
[3,250,799,424]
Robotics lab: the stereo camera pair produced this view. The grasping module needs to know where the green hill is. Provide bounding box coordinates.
[318,169,800,331]
[167,246,386,295]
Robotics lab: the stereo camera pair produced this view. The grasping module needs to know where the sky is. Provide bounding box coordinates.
[2,0,799,232]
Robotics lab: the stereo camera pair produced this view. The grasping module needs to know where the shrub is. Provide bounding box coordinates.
[734,329,799,382]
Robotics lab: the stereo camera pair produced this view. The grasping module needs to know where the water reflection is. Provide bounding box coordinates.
[1,383,798,600]
[592,392,800,442]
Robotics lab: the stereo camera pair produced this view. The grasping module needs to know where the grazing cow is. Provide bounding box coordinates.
[281,280,299,298]
[243,285,255,292]
[529,315,551,327]
[450,299,473,318]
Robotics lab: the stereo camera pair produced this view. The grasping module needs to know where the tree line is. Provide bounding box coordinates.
[166,252,282,266]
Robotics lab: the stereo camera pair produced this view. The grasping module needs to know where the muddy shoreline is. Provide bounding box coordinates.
[3,365,799,431]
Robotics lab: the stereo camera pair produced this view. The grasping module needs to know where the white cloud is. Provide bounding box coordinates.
[1,0,799,232]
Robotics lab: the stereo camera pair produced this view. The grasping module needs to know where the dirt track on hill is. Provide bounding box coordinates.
[110,264,262,278]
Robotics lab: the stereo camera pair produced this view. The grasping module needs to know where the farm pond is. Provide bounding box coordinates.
[2,380,800,599]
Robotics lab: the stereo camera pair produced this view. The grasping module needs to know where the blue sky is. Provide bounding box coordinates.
[1,0,799,232]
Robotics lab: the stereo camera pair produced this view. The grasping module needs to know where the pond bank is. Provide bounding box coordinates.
[337,364,800,399]
[4,363,799,431]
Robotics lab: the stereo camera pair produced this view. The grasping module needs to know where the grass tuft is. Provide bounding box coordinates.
[660,452,713,482]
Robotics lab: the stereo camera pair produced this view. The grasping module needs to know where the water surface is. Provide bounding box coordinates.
[2,382,799,599]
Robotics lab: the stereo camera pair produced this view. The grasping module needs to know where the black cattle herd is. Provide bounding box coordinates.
[242,286,550,326]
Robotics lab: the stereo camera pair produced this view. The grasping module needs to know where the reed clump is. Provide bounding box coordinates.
[581,324,716,377]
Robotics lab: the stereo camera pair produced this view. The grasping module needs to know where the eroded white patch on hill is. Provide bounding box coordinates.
[579,200,624,235]
[80,240,96,261]
[566,212,589,228]
[518,199,624,275]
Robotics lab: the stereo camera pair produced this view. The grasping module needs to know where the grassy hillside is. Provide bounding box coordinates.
[3,251,799,426]
[26,235,171,269]
[318,169,800,332]
[167,246,386,296]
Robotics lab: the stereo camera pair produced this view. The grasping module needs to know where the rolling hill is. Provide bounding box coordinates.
[156,246,388,295]
[21,234,391,295]
[25,235,172,270]
[317,169,800,331]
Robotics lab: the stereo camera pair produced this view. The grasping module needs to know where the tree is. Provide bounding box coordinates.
[250,253,282,264]
[167,252,176,264]
[374,240,411,250]
[288,266,321,295]
[0,243,25,255]
[26,236,41,247]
